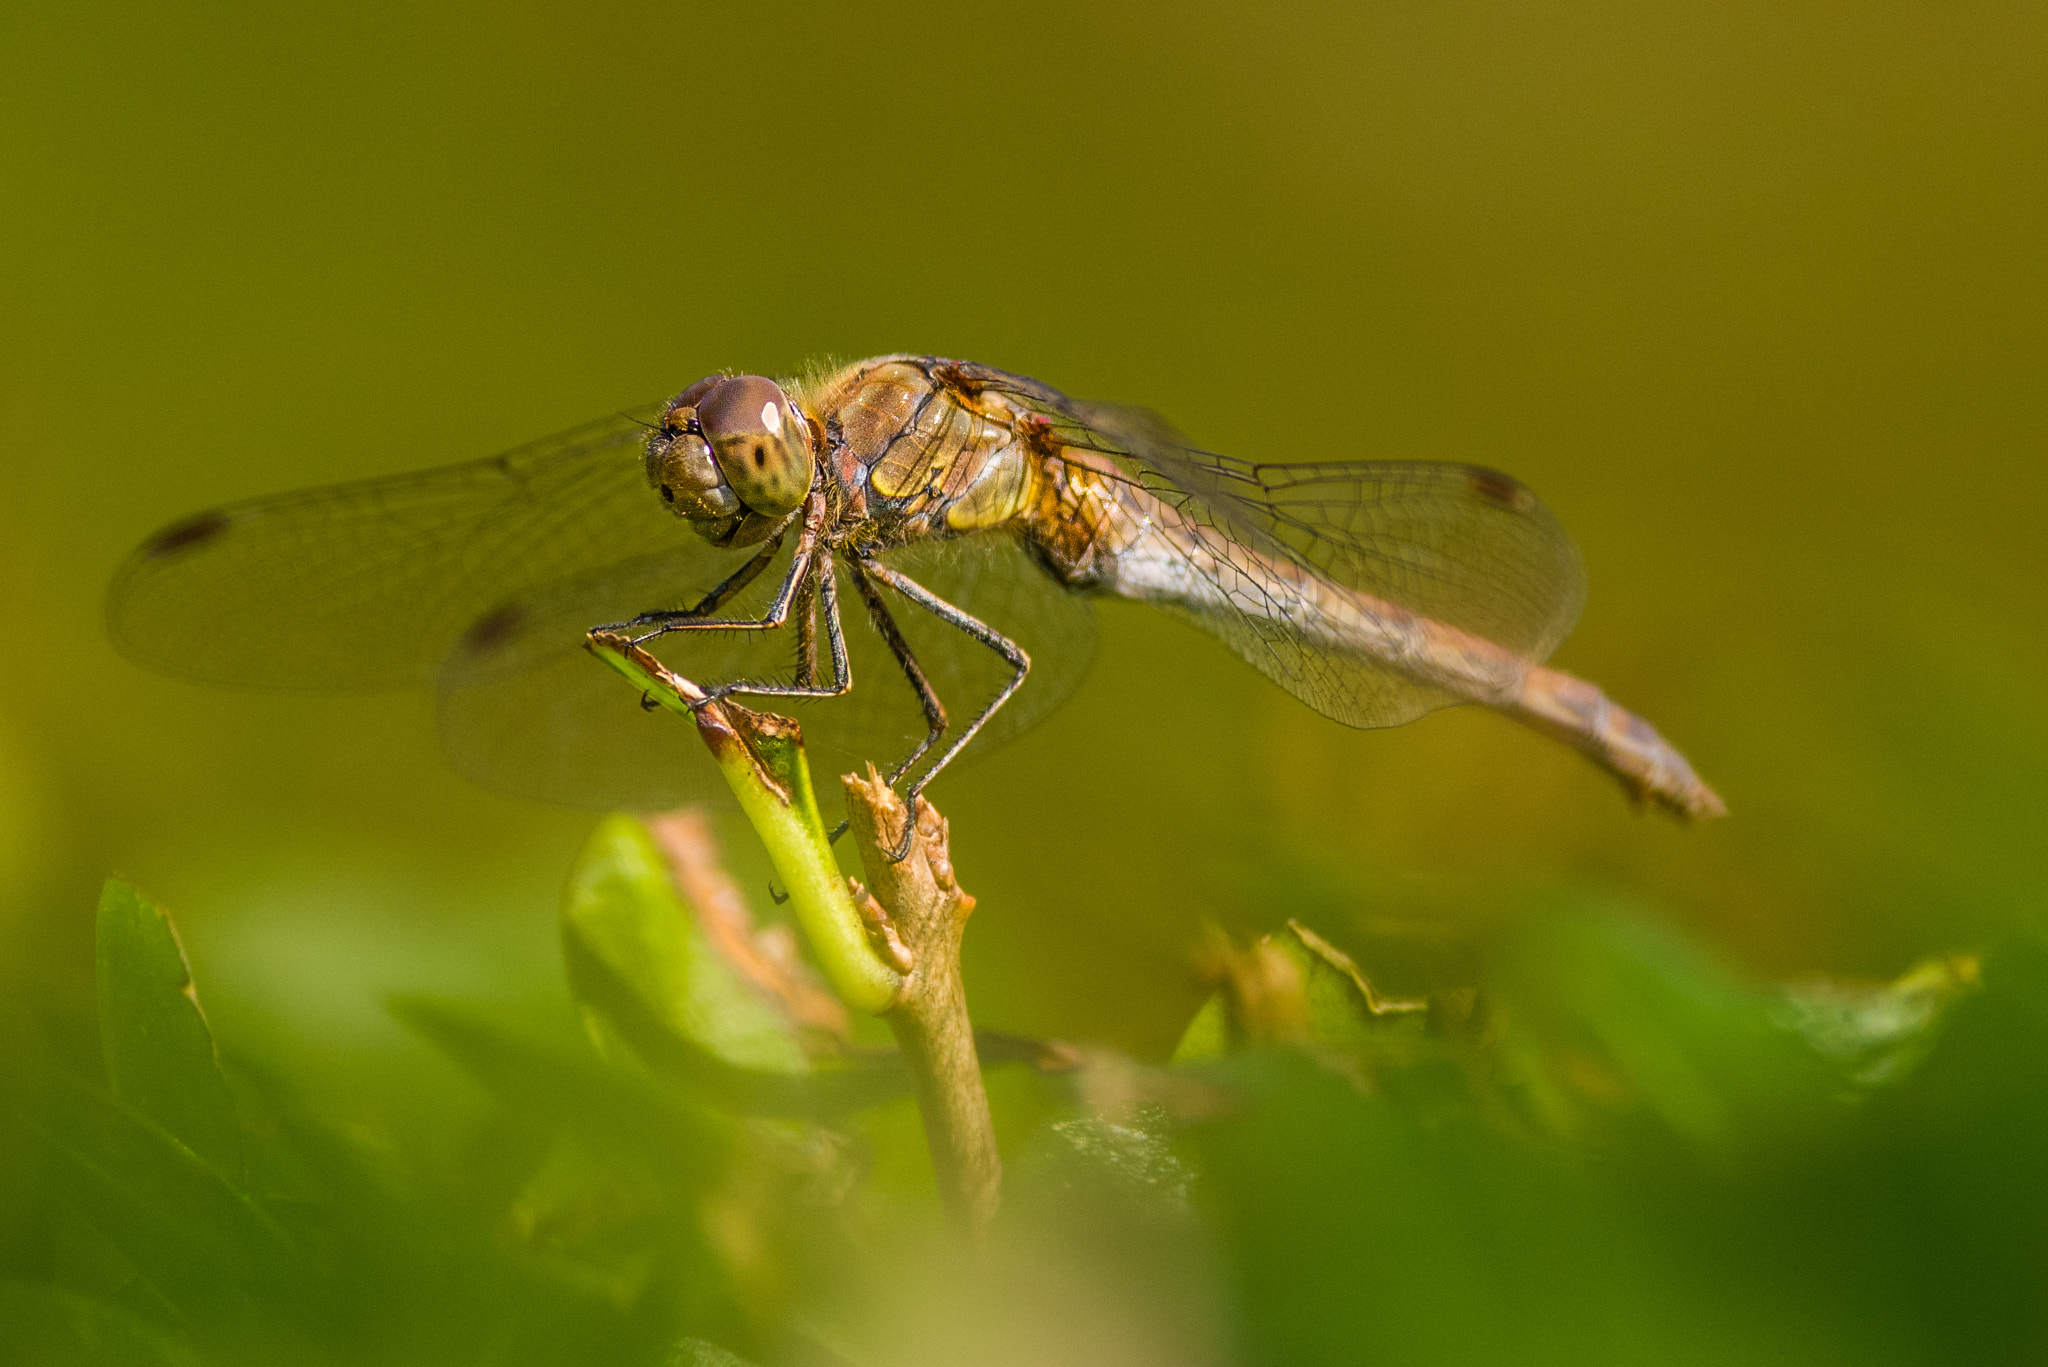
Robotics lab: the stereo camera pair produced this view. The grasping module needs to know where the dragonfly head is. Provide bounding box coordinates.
[646,374,816,545]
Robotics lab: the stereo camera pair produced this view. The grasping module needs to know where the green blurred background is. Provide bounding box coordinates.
[2,0,2043,1097]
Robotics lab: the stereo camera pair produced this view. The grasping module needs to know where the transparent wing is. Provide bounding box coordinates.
[111,403,784,811]
[434,537,787,810]
[954,362,1587,730]
[435,530,1096,811]
[107,405,687,688]
[856,534,1097,767]
[113,396,1097,813]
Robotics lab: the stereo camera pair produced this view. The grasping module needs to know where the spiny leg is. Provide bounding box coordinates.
[690,547,855,709]
[856,557,1029,862]
[757,557,856,907]
[848,561,949,784]
[792,566,820,687]
[604,495,823,646]
[819,561,955,847]
[598,531,784,639]
[593,492,855,708]
[610,493,817,651]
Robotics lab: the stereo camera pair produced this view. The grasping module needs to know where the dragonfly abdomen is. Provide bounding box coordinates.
[1091,494,1725,819]
[1506,668,1728,820]
[1097,511,1527,702]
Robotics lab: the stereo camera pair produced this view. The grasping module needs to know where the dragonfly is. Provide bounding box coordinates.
[108,355,1725,838]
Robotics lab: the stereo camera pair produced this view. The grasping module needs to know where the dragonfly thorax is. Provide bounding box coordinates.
[646,374,816,547]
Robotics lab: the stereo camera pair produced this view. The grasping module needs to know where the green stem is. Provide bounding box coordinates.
[585,633,903,1014]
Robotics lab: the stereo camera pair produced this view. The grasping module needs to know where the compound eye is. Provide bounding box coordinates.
[665,376,722,429]
[697,375,815,517]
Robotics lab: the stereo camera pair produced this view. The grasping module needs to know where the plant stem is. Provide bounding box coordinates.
[584,633,902,1014]
[842,769,1001,1240]
[585,631,1002,1236]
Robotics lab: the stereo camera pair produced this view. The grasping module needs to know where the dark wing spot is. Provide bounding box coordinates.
[659,483,674,503]
[1467,467,1536,513]
[754,444,768,468]
[145,511,232,559]
[458,603,527,659]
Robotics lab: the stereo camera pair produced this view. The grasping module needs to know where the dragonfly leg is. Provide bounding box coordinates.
[791,568,820,686]
[601,533,783,641]
[821,560,955,848]
[855,557,1030,862]
[605,493,821,644]
[847,561,949,785]
[596,494,853,706]
[688,547,856,709]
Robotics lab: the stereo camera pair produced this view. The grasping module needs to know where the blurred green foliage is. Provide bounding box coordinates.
[3,843,2041,1364]
[565,816,813,1077]
[3,1,2045,1362]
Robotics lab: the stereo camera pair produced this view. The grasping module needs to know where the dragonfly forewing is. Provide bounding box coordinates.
[107,407,670,688]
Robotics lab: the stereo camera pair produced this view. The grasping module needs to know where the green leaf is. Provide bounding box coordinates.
[94,878,242,1180]
[565,815,809,1075]
[0,1281,202,1367]
[1488,903,1844,1151]
[1286,920,1430,1048]
[391,997,748,1335]
[1185,1051,1676,1367]
[1170,993,1231,1064]
[584,637,902,1013]
[1170,920,1428,1061]
[561,933,909,1119]
[392,997,729,1177]
[14,1069,302,1331]
[1774,952,1979,1089]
